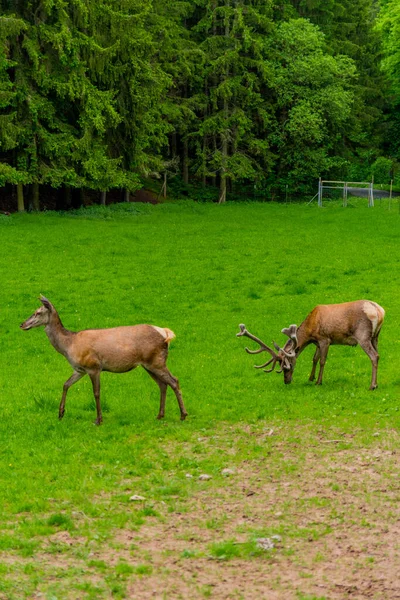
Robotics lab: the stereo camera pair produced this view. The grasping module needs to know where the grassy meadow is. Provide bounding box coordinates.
[1,199,400,599]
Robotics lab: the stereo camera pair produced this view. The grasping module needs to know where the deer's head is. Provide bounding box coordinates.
[237,323,298,384]
[20,296,54,330]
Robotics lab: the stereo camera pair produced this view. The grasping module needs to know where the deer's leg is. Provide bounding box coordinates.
[316,341,330,385]
[371,333,380,353]
[149,367,187,420]
[309,346,320,382]
[144,368,168,419]
[358,339,379,390]
[89,371,103,425]
[59,371,85,419]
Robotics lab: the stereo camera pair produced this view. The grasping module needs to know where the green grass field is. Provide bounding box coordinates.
[1,199,400,599]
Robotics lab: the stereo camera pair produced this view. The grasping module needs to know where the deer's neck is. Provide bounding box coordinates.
[296,322,310,350]
[44,312,74,356]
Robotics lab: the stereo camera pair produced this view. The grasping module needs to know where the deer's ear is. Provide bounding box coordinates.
[281,324,298,345]
[39,295,53,311]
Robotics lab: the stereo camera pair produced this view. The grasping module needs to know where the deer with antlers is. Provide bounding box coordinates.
[237,300,385,389]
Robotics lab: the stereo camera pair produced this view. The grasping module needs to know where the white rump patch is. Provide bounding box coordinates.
[362,302,385,335]
[152,326,176,343]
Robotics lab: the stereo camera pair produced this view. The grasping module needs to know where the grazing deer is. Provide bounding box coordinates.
[237,300,385,389]
[20,296,187,425]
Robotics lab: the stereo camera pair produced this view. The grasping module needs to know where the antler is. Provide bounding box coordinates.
[237,324,281,372]
[274,341,296,359]
[281,324,298,348]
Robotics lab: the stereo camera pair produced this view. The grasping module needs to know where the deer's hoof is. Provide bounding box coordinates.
[370,384,378,391]
[156,414,164,420]
[180,413,188,421]
[58,412,64,420]
[93,418,103,426]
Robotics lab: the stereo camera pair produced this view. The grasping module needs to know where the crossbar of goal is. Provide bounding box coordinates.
[321,180,372,186]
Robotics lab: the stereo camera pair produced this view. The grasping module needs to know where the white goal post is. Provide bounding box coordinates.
[317,178,374,207]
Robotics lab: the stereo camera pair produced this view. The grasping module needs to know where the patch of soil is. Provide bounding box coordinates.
[46,531,86,547]
[104,429,400,599]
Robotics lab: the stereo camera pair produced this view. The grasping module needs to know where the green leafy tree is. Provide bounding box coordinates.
[268,18,357,192]
[288,0,387,179]
[377,0,400,161]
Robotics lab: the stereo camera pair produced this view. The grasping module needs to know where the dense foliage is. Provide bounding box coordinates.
[0,0,398,208]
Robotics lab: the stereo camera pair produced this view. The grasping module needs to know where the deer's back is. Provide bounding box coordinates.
[305,300,385,344]
[68,325,171,373]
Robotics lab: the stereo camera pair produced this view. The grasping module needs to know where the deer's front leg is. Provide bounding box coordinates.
[309,346,320,382]
[316,341,330,385]
[59,371,85,419]
[89,371,103,425]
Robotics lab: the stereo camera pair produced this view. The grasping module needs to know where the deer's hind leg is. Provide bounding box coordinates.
[147,367,187,421]
[144,368,168,420]
[371,328,381,353]
[89,371,103,425]
[358,339,379,390]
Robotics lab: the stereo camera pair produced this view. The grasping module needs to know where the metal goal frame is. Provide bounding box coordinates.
[317,178,374,207]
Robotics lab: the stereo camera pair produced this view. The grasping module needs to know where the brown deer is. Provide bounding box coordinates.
[20,296,187,425]
[237,300,385,389]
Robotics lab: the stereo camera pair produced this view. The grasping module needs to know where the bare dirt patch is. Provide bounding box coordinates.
[3,425,400,599]
[105,426,400,599]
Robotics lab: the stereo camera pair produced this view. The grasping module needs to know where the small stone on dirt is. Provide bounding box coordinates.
[185,473,193,478]
[255,537,275,551]
[198,474,212,481]
[129,495,146,501]
[221,468,236,476]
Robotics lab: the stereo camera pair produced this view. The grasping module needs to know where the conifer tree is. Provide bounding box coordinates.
[0,0,172,208]
[190,0,276,202]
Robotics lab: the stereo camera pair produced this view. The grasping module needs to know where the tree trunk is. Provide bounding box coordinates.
[17,183,25,212]
[202,78,208,187]
[100,191,106,205]
[211,4,217,189]
[183,138,189,184]
[64,186,72,209]
[32,181,40,211]
[219,134,227,204]
[202,136,207,187]
[171,132,177,159]
[211,135,217,187]
[124,188,130,202]
[218,1,230,205]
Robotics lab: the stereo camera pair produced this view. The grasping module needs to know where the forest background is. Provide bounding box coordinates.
[1,0,400,211]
